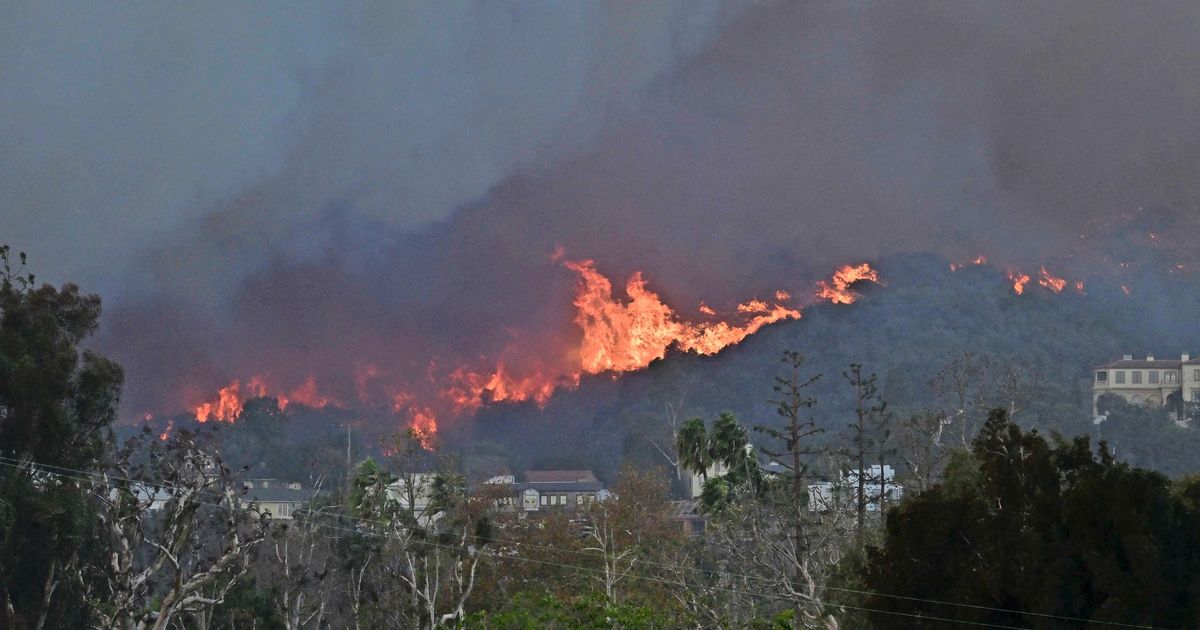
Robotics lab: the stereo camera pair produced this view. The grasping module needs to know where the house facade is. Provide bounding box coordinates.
[1092,353,1200,414]
[492,470,606,514]
[243,479,308,520]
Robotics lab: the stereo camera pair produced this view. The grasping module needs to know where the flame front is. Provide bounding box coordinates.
[815,263,881,305]
[1037,267,1068,293]
[407,407,438,450]
[563,258,812,374]
[1008,270,1032,295]
[186,255,881,447]
[193,375,334,423]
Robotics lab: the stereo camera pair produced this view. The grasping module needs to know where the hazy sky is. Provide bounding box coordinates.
[4,1,1199,414]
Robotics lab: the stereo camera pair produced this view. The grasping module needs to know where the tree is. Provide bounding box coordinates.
[755,351,825,626]
[840,363,891,544]
[0,246,124,628]
[349,430,495,628]
[676,418,711,481]
[90,429,267,630]
[864,408,1200,628]
[580,467,681,603]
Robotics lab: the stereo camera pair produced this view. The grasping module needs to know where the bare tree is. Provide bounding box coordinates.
[930,352,1030,449]
[265,483,338,630]
[90,429,266,630]
[756,350,825,626]
[580,468,680,603]
[349,430,497,629]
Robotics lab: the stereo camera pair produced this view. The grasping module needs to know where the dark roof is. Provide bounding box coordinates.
[1094,359,1182,369]
[243,486,310,503]
[513,481,603,493]
[524,470,598,484]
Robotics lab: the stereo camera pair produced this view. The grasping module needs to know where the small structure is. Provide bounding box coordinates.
[667,499,705,535]
[243,479,309,520]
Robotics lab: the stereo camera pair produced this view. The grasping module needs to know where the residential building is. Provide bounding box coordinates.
[676,461,729,500]
[495,470,605,513]
[242,479,309,520]
[807,465,903,513]
[1092,353,1198,414]
[386,472,440,525]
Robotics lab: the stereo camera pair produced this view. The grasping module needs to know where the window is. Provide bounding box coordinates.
[1132,371,1142,384]
[1193,391,1200,403]
[540,495,547,506]
[1096,371,1107,383]
[1115,371,1125,384]
[1167,371,1179,384]
[278,503,290,517]
[1149,371,1159,384]
[1194,369,1200,382]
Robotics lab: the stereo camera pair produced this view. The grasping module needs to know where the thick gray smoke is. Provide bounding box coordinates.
[3,1,1200,416]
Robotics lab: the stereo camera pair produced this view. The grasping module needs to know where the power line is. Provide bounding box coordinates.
[0,455,1166,629]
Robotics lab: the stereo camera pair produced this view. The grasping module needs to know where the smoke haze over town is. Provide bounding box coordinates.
[4,1,1200,423]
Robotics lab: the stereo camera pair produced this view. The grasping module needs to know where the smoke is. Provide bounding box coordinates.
[5,2,1200,419]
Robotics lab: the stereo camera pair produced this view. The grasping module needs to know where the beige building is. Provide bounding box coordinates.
[492,470,605,514]
[1092,353,1200,414]
[243,479,308,520]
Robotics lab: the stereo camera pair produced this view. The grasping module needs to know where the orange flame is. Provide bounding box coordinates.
[193,375,334,422]
[407,407,438,451]
[949,256,988,272]
[158,419,173,441]
[562,258,809,374]
[815,263,880,305]
[186,256,881,443]
[1007,270,1031,295]
[442,364,562,413]
[1037,267,1068,293]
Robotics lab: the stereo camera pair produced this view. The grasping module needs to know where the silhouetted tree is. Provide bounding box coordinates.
[0,246,124,628]
[865,408,1200,628]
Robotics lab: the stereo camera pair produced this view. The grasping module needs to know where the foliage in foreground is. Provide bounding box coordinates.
[865,409,1200,628]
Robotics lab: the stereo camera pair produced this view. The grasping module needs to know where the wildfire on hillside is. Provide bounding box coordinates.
[183,255,881,449]
[815,264,881,305]
[949,256,988,272]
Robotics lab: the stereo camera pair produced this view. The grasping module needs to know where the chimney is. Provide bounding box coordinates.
[1147,354,1155,361]
[1123,354,1133,360]
[1185,353,1192,362]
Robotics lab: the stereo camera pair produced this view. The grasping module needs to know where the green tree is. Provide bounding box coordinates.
[676,417,711,480]
[0,246,124,628]
[864,408,1200,628]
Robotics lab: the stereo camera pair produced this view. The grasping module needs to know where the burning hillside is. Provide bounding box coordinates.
[181,254,880,444]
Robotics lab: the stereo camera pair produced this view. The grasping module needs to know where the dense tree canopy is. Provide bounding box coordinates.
[0,247,123,628]
[864,409,1200,628]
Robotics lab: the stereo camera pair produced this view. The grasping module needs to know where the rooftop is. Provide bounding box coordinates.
[524,470,598,484]
[1094,354,1200,369]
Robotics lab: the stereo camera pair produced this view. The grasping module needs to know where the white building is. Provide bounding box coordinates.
[808,465,903,513]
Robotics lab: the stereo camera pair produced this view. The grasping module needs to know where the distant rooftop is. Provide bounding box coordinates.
[524,470,598,484]
[1094,354,1200,369]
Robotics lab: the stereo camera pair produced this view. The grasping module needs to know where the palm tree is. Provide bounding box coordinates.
[677,418,711,479]
[709,412,749,470]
